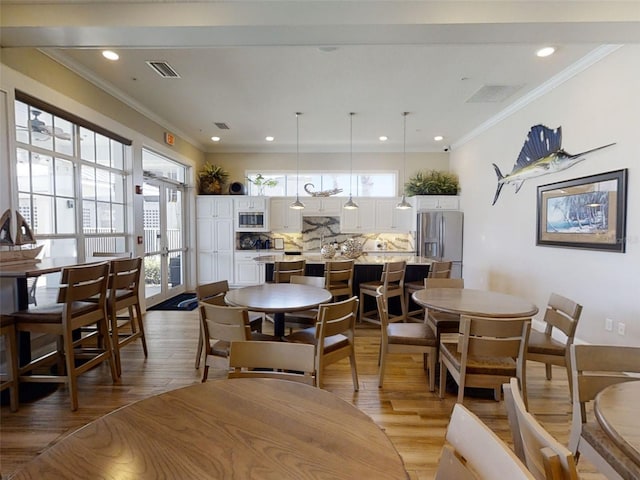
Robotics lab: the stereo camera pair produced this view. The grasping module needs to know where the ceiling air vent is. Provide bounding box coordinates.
[466,85,522,103]
[214,122,230,130]
[145,61,181,79]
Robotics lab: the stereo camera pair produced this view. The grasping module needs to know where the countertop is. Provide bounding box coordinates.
[252,253,433,265]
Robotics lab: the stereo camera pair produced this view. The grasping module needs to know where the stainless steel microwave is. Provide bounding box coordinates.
[236,211,268,232]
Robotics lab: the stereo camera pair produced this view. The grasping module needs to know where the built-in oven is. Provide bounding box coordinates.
[236,211,268,232]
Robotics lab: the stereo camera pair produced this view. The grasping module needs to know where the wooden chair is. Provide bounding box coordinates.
[423,276,464,343]
[435,403,536,480]
[504,378,579,480]
[103,257,147,377]
[324,259,355,301]
[284,275,327,332]
[439,314,531,404]
[0,315,19,411]
[359,260,406,325]
[194,280,263,369]
[377,290,437,391]
[199,302,274,382]
[285,296,359,391]
[272,259,306,283]
[527,293,582,397]
[569,344,640,480]
[11,262,119,411]
[228,340,316,385]
[405,260,452,320]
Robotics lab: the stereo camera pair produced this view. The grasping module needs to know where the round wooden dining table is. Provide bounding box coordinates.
[594,380,640,467]
[412,288,539,318]
[11,378,409,480]
[225,283,333,337]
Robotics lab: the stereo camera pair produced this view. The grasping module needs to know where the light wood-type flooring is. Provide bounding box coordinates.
[1,309,605,479]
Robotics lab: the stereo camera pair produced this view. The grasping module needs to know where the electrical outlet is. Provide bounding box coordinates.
[617,322,626,336]
[605,318,613,332]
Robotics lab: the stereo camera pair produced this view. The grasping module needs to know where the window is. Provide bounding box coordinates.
[245,171,397,197]
[14,98,131,260]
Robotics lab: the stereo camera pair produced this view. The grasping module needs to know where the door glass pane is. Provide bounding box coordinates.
[169,251,183,288]
[56,197,76,234]
[166,186,182,251]
[144,254,162,299]
[143,182,160,253]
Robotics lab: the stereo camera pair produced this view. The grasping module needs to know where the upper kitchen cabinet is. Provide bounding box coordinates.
[414,195,460,211]
[234,197,269,232]
[197,195,233,219]
[375,198,414,232]
[302,197,343,216]
[340,198,376,233]
[269,197,302,232]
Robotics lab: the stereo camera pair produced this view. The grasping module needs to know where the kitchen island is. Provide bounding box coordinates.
[257,253,434,315]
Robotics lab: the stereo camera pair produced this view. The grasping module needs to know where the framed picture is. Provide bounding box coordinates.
[273,238,284,250]
[536,169,628,252]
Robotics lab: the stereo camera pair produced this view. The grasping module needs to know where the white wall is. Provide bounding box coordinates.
[451,45,640,346]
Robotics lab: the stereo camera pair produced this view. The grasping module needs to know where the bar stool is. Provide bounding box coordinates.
[405,260,452,321]
[359,260,406,324]
[11,262,119,411]
[0,315,19,411]
[324,259,354,301]
[272,259,306,283]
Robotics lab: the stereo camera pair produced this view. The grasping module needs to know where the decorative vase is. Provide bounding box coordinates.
[320,243,336,259]
[340,238,363,259]
[200,178,222,195]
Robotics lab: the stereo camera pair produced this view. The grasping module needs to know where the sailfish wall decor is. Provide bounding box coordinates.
[492,124,615,205]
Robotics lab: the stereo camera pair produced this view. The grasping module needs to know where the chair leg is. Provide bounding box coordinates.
[427,349,436,392]
[2,323,19,412]
[349,348,359,392]
[62,329,79,412]
[111,311,122,377]
[378,347,387,388]
[134,303,148,357]
[439,357,447,399]
[545,363,552,380]
[201,363,209,382]
[195,330,203,369]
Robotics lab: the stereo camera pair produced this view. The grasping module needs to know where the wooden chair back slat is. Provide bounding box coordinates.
[428,260,453,278]
[273,260,306,283]
[316,297,358,339]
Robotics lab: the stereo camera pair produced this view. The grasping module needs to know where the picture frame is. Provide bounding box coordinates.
[536,169,628,252]
[273,238,284,250]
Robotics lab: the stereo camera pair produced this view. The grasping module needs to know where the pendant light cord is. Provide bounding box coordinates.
[296,112,300,196]
[349,112,354,197]
[402,111,407,189]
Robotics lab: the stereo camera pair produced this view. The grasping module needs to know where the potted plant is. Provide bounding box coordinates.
[198,163,229,194]
[405,170,459,196]
[246,174,278,196]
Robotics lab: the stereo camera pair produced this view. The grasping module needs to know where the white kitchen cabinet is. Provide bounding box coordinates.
[234,196,269,232]
[414,195,459,211]
[196,196,235,284]
[234,197,267,212]
[234,251,270,286]
[375,198,415,232]
[269,197,302,232]
[303,197,343,216]
[340,198,376,233]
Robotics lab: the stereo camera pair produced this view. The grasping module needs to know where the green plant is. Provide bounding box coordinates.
[198,163,229,194]
[246,174,278,188]
[405,170,459,196]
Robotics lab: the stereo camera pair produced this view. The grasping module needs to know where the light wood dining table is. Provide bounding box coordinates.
[10,378,409,479]
[225,283,333,337]
[412,287,539,318]
[594,380,640,468]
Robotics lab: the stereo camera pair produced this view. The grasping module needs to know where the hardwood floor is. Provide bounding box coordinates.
[1,309,605,479]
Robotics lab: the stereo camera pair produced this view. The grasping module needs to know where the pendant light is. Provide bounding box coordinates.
[396,111,412,210]
[343,112,359,210]
[290,112,305,210]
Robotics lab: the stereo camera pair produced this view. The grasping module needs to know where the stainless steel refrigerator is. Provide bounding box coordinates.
[416,210,463,278]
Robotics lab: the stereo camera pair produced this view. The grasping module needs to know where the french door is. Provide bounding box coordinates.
[143,177,186,305]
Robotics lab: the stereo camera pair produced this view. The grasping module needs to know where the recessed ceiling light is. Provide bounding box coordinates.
[211,136,221,142]
[102,50,119,61]
[265,136,274,142]
[379,136,388,142]
[434,135,444,142]
[536,47,556,58]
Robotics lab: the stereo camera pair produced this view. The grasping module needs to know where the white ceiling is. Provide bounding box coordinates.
[2,1,639,153]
